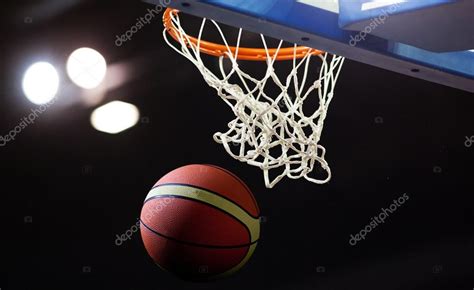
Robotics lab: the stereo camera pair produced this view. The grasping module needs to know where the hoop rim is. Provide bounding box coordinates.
[163,8,324,61]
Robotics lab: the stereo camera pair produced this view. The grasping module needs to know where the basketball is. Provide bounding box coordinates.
[140,164,260,281]
[8,0,473,287]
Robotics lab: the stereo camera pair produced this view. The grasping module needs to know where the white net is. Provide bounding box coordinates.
[164,10,345,188]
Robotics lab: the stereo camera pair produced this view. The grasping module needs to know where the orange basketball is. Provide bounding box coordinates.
[140,164,260,281]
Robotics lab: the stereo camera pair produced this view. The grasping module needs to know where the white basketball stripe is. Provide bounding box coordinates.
[146,185,260,243]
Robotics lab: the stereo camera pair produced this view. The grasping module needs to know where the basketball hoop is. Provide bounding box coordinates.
[163,8,345,188]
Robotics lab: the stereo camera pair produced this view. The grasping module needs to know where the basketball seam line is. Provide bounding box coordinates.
[143,194,255,244]
[141,219,259,249]
[217,244,256,279]
[203,164,260,213]
[149,183,260,219]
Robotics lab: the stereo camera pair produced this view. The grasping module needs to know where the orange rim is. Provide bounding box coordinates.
[163,8,324,61]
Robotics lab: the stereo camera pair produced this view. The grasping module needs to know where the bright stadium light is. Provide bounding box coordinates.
[67,48,107,89]
[22,62,60,104]
[90,101,140,134]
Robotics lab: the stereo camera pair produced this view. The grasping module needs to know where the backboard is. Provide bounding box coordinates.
[145,0,474,92]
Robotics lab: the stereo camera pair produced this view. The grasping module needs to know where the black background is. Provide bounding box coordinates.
[1,1,474,289]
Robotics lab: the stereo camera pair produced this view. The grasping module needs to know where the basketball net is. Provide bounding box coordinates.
[163,9,345,188]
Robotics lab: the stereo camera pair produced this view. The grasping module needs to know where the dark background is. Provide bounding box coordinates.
[1,1,474,289]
